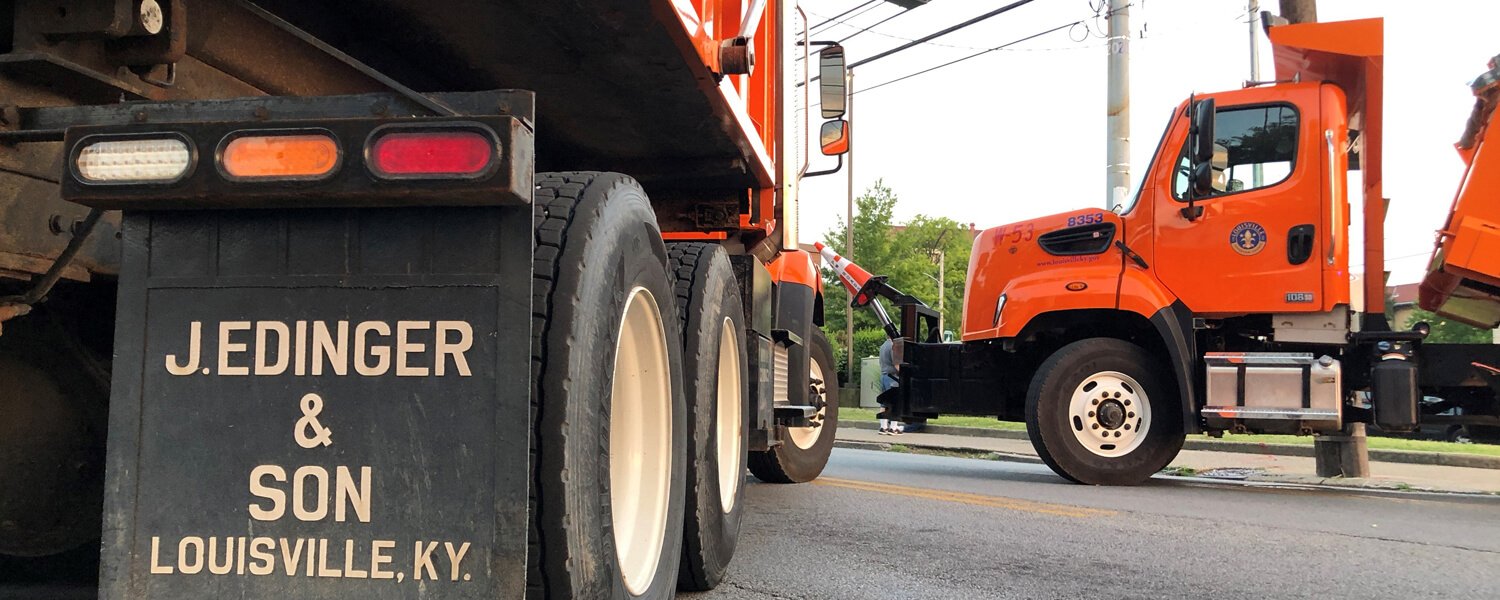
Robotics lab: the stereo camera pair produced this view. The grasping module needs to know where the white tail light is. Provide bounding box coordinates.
[74,138,193,183]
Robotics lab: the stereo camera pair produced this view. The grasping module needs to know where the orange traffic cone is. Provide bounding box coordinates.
[814,242,875,301]
[814,242,901,338]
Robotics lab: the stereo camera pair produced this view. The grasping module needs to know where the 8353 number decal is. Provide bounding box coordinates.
[1067,212,1106,227]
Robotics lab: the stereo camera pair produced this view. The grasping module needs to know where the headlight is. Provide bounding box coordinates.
[992,293,1007,327]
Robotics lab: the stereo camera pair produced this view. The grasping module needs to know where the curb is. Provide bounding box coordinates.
[834,439,1500,498]
[1158,473,1500,501]
[832,439,1043,465]
[841,420,1500,470]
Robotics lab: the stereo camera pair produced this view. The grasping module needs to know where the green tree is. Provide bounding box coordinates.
[1402,308,1495,344]
[818,180,973,385]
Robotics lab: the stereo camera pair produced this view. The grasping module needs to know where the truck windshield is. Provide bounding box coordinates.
[1173,104,1299,199]
[1116,106,1180,215]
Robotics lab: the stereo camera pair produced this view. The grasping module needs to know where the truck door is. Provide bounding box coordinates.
[1153,93,1326,314]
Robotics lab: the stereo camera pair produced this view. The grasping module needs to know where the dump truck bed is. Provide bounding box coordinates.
[257,0,766,190]
[1419,56,1500,328]
[0,0,780,282]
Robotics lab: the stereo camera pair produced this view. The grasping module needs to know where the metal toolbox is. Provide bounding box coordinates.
[1203,352,1342,433]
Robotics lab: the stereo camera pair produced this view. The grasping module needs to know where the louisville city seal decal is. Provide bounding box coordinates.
[1229,221,1268,256]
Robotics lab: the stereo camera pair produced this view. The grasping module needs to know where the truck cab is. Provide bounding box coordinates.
[1136,81,1351,319]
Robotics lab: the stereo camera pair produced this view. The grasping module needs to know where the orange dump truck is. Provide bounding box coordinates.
[879,17,1500,485]
[0,1,854,597]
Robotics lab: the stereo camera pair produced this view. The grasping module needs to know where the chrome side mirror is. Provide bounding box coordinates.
[819,45,847,119]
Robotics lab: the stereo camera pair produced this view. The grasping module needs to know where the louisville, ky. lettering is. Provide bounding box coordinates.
[147,536,474,583]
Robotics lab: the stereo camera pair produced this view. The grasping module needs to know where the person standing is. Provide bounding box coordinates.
[878,338,903,435]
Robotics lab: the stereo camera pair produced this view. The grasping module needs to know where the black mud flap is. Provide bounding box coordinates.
[99,207,531,599]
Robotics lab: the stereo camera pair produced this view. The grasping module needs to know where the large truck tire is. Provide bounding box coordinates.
[665,242,748,592]
[748,328,839,483]
[1025,338,1184,486]
[528,172,688,599]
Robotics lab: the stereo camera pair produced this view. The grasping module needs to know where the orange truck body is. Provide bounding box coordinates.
[1418,55,1500,328]
[658,0,824,294]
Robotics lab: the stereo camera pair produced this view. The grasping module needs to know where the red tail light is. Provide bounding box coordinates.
[367,129,495,178]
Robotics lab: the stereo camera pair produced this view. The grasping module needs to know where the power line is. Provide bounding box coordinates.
[810,1,880,32]
[839,6,920,45]
[807,0,1042,84]
[849,0,1040,70]
[812,1,886,36]
[840,7,1256,96]
[803,11,991,52]
[857,20,1081,96]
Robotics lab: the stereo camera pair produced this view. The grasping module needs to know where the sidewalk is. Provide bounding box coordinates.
[835,425,1500,495]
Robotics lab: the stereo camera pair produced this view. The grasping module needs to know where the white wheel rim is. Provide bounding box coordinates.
[787,353,827,450]
[1067,371,1151,458]
[715,317,743,514]
[610,287,672,595]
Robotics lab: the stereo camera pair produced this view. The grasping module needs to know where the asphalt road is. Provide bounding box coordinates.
[684,448,1500,600]
[6,448,1496,599]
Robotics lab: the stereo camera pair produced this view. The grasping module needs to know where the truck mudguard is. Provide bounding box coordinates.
[766,249,821,405]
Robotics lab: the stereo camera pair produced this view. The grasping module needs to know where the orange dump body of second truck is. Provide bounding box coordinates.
[1418,58,1500,328]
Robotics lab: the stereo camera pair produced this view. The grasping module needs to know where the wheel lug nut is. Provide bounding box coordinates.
[1124,424,1131,430]
[1091,423,1099,430]
[1088,411,1096,417]
[1128,412,1135,418]
[1113,392,1121,398]
[1114,431,1122,437]
[1123,400,1131,406]
[1092,399,1099,405]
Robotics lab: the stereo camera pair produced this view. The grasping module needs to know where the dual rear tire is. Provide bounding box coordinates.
[528,172,686,599]
[666,242,748,591]
[528,174,762,597]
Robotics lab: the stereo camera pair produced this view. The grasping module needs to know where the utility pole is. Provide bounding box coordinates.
[1248,0,1264,188]
[935,249,944,324]
[922,249,946,329]
[1276,0,1363,479]
[845,69,856,377]
[1247,0,1262,81]
[1104,0,1130,210]
[1278,0,1316,24]
[924,231,949,332]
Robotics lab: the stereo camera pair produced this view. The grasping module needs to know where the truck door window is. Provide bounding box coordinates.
[1173,104,1298,199]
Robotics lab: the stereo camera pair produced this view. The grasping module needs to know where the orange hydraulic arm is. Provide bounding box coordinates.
[814,242,937,340]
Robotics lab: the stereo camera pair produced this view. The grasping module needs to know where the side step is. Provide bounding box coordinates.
[775,405,819,428]
[1201,352,1343,434]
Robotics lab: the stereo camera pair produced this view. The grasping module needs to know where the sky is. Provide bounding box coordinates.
[794,0,1500,285]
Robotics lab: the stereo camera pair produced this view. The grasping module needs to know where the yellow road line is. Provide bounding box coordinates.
[811,477,1118,519]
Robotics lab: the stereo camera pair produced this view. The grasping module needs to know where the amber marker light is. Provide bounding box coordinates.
[220,133,340,180]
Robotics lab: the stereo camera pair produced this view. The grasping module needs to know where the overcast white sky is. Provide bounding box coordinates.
[795,0,1500,285]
